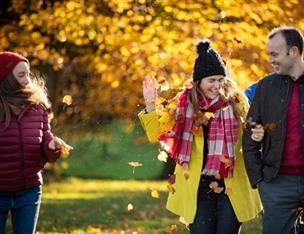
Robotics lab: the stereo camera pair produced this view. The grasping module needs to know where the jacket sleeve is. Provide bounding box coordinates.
[42,109,61,162]
[138,110,174,143]
[242,81,264,188]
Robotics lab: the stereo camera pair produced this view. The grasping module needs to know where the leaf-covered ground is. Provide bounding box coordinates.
[32,178,262,234]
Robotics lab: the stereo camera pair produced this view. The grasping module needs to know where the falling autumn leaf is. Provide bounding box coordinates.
[167,102,177,110]
[170,224,177,233]
[193,111,212,126]
[168,174,176,185]
[167,184,176,194]
[191,124,202,135]
[127,203,133,211]
[204,112,214,119]
[151,189,160,198]
[155,97,167,106]
[157,77,170,91]
[233,36,242,44]
[264,122,276,131]
[62,95,73,105]
[219,155,232,169]
[60,142,73,157]
[60,161,69,170]
[157,151,168,163]
[128,161,143,174]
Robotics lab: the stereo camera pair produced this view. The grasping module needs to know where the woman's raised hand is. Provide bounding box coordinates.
[143,74,157,112]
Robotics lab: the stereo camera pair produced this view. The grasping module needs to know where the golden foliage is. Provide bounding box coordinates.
[1,0,303,126]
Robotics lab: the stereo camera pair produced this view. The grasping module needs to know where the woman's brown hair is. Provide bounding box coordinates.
[190,76,244,113]
[0,72,51,130]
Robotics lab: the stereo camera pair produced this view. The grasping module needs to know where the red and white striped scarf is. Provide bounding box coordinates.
[159,88,239,178]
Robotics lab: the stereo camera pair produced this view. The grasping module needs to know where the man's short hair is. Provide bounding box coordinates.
[269,26,303,55]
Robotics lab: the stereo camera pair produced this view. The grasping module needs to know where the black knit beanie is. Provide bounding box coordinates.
[192,39,227,81]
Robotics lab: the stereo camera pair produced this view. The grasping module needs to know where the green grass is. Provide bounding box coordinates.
[34,178,262,234]
[60,120,165,180]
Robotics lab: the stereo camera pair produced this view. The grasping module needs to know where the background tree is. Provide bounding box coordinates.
[0,0,303,132]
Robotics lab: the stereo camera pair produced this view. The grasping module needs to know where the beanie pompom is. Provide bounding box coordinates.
[196,39,210,55]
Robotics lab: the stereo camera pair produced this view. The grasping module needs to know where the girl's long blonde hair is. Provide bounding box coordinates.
[0,72,51,131]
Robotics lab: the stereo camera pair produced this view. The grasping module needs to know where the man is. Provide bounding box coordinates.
[242,27,304,234]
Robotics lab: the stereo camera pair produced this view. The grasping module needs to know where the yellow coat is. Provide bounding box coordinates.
[138,101,262,224]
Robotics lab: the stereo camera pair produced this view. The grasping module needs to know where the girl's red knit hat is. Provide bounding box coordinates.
[0,51,29,81]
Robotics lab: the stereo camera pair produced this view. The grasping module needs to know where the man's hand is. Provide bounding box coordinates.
[251,124,264,142]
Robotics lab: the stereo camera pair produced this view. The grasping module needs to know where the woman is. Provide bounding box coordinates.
[139,40,262,233]
[0,51,72,233]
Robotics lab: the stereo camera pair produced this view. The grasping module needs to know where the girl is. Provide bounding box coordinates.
[139,40,262,234]
[0,51,71,234]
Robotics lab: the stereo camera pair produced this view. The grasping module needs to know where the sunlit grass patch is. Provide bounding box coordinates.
[37,178,261,234]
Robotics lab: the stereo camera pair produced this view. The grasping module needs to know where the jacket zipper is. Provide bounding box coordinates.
[17,120,26,189]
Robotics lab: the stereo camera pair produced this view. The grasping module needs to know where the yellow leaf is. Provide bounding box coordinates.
[128,161,143,174]
[127,203,133,211]
[62,95,73,105]
[157,151,168,162]
[61,162,69,170]
[151,189,160,198]
[157,77,170,91]
[168,102,177,110]
[167,184,175,194]
[128,161,143,167]
[204,112,214,119]
[170,224,177,232]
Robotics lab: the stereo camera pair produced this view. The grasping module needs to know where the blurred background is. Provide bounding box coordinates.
[0,0,303,233]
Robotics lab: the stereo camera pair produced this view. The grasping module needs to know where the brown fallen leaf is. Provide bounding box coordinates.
[219,155,232,169]
[168,174,176,185]
[167,184,176,194]
[170,224,177,233]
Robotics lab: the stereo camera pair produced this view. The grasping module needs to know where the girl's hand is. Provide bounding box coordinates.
[48,137,73,154]
[143,74,157,112]
[251,124,264,142]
